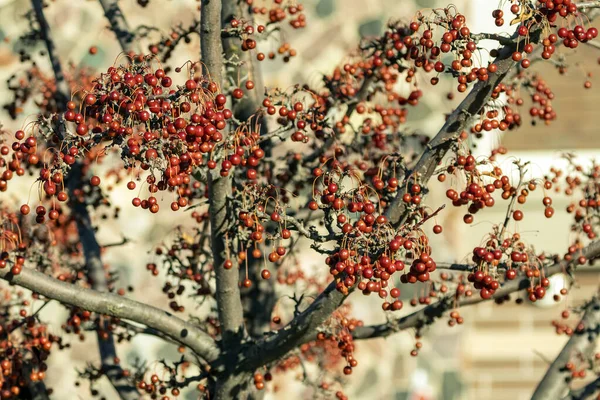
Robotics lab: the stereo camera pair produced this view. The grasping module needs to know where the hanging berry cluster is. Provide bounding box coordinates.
[9,58,280,217]
[554,160,600,241]
[491,0,597,70]
[0,129,43,194]
[222,0,306,63]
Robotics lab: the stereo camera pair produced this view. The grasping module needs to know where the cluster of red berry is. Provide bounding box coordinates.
[57,60,270,215]
[0,130,42,194]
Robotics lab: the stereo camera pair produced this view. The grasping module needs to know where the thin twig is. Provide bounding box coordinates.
[499,161,529,240]
[101,236,131,249]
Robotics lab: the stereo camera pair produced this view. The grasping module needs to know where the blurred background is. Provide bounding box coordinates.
[1,0,599,399]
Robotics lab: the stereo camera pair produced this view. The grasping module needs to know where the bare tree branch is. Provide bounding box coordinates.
[30,0,70,106]
[584,40,600,51]
[499,161,529,240]
[0,266,220,363]
[115,320,180,345]
[533,296,600,400]
[98,0,141,55]
[199,2,257,398]
[30,2,137,398]
[304,74,375,164]
[200,0,224,86]
[470,32,514,45]
[101,236,130,249]
[255,211,342,243]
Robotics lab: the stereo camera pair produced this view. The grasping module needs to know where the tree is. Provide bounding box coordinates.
[0,0,599,399]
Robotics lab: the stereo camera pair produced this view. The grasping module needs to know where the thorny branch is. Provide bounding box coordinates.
[499,161,529,240]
